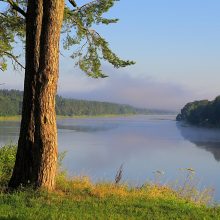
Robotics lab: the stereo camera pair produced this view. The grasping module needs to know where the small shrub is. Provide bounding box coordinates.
[0,145,66,188]
[0,144,17,186]
[171,168,214,205]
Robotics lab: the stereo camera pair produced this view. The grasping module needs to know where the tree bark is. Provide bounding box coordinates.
[9,0,65,190]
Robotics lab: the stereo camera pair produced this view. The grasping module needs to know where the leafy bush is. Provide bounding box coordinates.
[0,145,66,187]
[0,144,17,186]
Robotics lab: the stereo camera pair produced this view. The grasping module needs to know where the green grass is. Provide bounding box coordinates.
[0,187,220,220]
[0,173,219,220]
[0,145,220,219]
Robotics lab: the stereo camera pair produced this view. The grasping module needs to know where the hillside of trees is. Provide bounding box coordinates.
[176,96,220,127]
[0,89,169,117]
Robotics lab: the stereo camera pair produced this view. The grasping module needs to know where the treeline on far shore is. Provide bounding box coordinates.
[177,96,220,127]
[0,89,171,117]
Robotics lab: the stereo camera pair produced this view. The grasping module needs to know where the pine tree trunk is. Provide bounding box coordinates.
[9,0,65,190]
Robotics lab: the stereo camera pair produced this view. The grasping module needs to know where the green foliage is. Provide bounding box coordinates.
[0,144,67,187]
[56,95,139,116]
[0,0,134,77]
[177,96,220,127]
[0,89,23,116]
[63,0,135,78]
[0,1,25,71]
[0,144,17,186]
[0,89,155,116]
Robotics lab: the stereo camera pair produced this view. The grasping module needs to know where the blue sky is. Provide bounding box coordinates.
[1,0,220,110]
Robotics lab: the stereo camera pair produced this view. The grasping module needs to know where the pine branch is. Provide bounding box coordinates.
[0,12,7,18]
[0,50,25,69]
[68,0,97,13]
[69,0,77,8]
[72,1,97,14]
[6,0,26,17]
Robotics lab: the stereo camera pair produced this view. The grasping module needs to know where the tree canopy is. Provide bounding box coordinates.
[0,0,134,75]
[177,96,220,127]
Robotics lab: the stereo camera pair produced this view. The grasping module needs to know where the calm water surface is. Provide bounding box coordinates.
[1,115,220,200]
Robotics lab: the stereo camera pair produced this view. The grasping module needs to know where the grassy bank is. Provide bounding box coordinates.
[0,115,21,121]
[1,177,220,220]
[1,187,220,219]
[0,145,220,219]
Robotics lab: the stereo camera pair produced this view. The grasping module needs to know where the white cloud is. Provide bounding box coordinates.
[2,65,219,111]
[58,68,197,111]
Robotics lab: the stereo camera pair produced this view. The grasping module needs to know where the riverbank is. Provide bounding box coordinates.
[1,185,219,219]
[0,114,177,122]
[0,114,141,122]
[0,115,21,121]
[0,145,220,219]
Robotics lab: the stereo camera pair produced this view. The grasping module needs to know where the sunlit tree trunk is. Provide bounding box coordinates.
[9,0,65,190]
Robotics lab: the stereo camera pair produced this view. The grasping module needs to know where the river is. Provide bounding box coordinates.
[1,115,220,200]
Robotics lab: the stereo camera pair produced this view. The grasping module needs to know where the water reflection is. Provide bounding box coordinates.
[57,124,118,132]
[177,122,220,162]
[0,121,20,145]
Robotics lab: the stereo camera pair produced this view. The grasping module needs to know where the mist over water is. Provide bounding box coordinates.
[1,115,220,200]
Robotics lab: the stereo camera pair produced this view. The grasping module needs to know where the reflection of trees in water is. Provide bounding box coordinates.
[57,124,118,132]
[0,122,20,145]
[177,122,220,162]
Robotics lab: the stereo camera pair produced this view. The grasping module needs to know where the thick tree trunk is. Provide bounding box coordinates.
[9,0,65,190]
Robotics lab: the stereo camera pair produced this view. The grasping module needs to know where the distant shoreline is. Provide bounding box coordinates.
[0,114,177,121]
[0,114,136,121]
[177,96,220,128]
[57,113,139,119]
[0,116,21,121]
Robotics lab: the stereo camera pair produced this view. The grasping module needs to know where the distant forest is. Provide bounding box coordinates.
[0,90,169,116]
[177,96,220,127]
